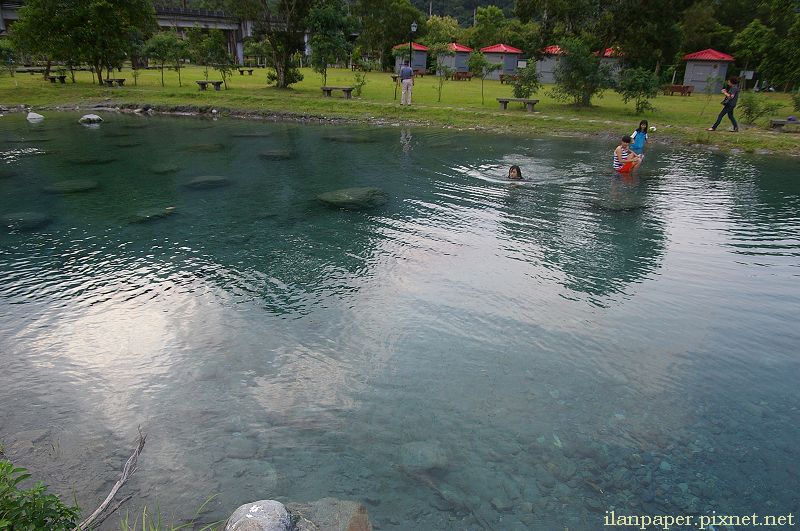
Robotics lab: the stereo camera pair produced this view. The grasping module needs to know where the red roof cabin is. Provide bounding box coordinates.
[683,48,735,93]
[480,44,523,80]
[393,42,429,74]
[438,43,473,73]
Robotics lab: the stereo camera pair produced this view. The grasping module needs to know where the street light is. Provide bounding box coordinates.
[409,21,417,71]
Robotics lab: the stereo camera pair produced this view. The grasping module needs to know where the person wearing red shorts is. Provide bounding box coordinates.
[613,135,642,173]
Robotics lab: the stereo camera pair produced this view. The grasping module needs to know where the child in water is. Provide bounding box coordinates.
[508,165,523,180]
[613,136,642,173]
[630,120,648,158]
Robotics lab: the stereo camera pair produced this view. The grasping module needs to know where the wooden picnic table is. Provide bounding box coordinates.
[196,80,223,91]
[451,71,473,81]
[662,84,694,96]
[238,68,254,75]
[321,86,354,99]
[48,75,67,84]
[497,97,539,112]
[499,74,518,84]
[102,78,126,87]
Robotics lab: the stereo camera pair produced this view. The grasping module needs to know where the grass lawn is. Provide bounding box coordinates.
[2,65,798,155]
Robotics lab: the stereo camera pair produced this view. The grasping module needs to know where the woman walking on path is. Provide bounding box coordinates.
[707,76,740,132]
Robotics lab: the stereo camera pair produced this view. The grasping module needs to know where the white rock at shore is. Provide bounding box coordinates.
[226,500,292,531]
[79,114,103,124]
[26,112,45,123]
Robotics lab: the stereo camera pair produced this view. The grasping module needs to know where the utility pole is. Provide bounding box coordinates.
[429,1,432,16]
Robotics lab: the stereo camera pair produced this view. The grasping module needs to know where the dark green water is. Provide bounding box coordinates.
[1,112,799,529]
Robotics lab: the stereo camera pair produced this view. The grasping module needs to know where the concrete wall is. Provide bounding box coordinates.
[536,55,559,84]
[395,50,427,73]
[484,53,519,80]
[683,60,729,93]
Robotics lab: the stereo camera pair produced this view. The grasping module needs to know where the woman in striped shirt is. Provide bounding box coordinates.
[613,135,642,173]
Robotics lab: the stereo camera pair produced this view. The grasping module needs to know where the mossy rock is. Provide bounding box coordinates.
[66,157,117,166]
[259,149,296,161]
[43,179,99,194]
[317,187,388,210]
[131,206,176,223]
[150,163,181,175]
[322,134,377,144]
[183,175,231,190]
[3,211,52,231]
[183,143,226,153]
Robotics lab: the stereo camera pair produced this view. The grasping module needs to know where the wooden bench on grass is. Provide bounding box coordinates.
[662,84,694,96]
[497,97,539,112]
[768,119,798,131]
[321,86,354,99]
[238,68,254,75]
[499,74,518,84]
[196,80,224,91]
[102,78,126,87]
[48,75,67,84]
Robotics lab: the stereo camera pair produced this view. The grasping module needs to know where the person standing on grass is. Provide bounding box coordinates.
[707,76,740,132]
[400,60,414,106]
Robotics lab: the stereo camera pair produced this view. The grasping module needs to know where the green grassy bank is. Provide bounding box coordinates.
[2,66,798,155]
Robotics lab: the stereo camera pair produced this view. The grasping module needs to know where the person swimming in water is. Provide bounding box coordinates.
[613,136,642,173]
[508,165,523,180]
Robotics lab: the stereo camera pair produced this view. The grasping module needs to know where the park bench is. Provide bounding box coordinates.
[47,75,67,84]
[238,68,254,75]
[196,80,224,91]
[321,86,354,99]
[499,74,518,84]
[497,97,539,112]
[662,84,694,96]
[768,119,798,131]
[451,71,473,81]
[102,78,126,87]
[413,69,426,77]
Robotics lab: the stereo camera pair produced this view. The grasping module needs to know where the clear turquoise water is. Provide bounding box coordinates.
[1,113,799,529]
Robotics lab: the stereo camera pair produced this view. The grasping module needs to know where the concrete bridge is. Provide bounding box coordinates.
[0,1,252,63]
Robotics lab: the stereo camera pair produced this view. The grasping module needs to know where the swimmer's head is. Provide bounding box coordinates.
[508,165,522,179]
[621,135,632,145]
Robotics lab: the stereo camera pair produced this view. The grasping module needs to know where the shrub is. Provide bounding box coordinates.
[792,91,800,112]
[512,65,541,99]
[266,67,304,87]
[0,460,80,530]
[738,92,782,125]
[617,67,660,113]
[549,36,614,106]
[353,70,367,96]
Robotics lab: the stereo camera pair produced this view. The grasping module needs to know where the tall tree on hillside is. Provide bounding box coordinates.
[679,0,733,54]
[355,0,426,68]
[423,15,463,46]
[227,0,314,87]
[550,36,614,106]
[10,0,81,79]
[732,19,772,88]
[614,0,687,75]
[308,0,355,85]
[470,5,506,49]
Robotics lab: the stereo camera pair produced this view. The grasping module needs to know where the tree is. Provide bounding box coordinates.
[549,36,614,106]
[423,16,462,47]
[203,29,234,88]
[732,19,772,90]
[144,32,180,87]
[227,0,315,88]
[511,63,541,98]
[428,42,454,102]
[616,67,660,113]
[172,37,189,87]
[355,0,426,69]
[10,0,79,80]
[468,50,501,104]
[307,0,354,86]
[77,0,156,85]
[0,39,16,78]
[470,5,506,49]
[679,0,733,54]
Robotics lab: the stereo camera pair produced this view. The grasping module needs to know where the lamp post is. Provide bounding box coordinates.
[409,21,417,71]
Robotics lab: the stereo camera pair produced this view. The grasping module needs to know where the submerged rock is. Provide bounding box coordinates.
[131,206,176,224]
[323,134,377,144]
[317,187,388,210]
[233,132,273,138]
[287,498,373,531]
[66,157,117,166]
[150,163,180,175]
[399,440,448,470]
[26,112,45,123]
[3,211,52,231]
[226,500,292,531]
[183,175,231,190]
[0,168,15,179]
[114,142,142,148]
[259,149,296,161]
[79,114,103,124]
[43,179,99,194]
[184,143,226,153]
[122,122,149,129]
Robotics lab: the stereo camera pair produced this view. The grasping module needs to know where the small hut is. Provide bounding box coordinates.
[394,42,429,74]
[598,47,623,81]
[480,44,523,80]
[683,49,734,93]
[438,43,472,73]
[536,45,563,84]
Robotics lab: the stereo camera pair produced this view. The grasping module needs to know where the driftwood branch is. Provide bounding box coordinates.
[76,428,147,531]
